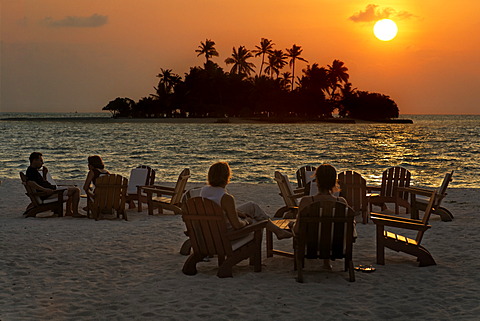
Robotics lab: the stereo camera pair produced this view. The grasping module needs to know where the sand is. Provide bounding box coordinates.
[1,178,479,320]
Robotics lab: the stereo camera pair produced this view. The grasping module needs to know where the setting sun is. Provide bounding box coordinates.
[373,19,398,41]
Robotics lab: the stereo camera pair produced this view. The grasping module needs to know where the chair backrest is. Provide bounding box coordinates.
[171,168,191,205]
[296,200,355,260]
[182,197,231,257]
[435,170,454,206]
[416,189,438,245]
[127,165,155,194]
[20,172,41,206]
[338,171,367,214]
[381,166,411,199]
[92,174,128,214]
[296,165,316,188]
[274,171,298,208]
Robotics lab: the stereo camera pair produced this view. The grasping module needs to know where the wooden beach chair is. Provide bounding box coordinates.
[143,168,190,215]
[90,174,128,221]
[125,165,156,212]
[370,189,438,267]
[338,171,373,224]
[273,171,303,218]
[181,197,267,278]
[293,200,356,283]
[296,165,316,195]
[368,166,411,215]
[399,170,454,221]
[20,172,66,217]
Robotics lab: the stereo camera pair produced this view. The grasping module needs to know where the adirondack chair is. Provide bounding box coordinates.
[296,165,316,195]
[143,168,190,215]
[181,197,267,278]
[90,174,128,221]
[399,171,454,221]
[370,189,438,266]
[368,166,411,215]
[293,200,356,283]
[125,165,156,212]
[338,171,373,224]
[273,171,303,219]
[20,172,66,217]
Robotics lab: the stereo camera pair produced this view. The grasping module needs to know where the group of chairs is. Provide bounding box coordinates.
[20,166,191,221]
[20,165,454,283]
[271,166,454,281]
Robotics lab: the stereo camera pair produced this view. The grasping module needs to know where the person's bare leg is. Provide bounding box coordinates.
[67,187,80,216]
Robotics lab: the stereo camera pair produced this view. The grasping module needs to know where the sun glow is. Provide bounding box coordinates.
[373,19,398,41]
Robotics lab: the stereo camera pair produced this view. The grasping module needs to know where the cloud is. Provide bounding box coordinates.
[42,14,108,28]
[349,4,416,22]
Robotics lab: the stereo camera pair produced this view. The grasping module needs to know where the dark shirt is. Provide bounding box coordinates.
[25,166,56,190]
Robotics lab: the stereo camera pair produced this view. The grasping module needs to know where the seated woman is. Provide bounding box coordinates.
[82,155,109,210]
[293,164,352,269]
[200,162,292,240]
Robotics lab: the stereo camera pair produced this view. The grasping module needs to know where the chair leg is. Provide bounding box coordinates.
[182,254,203,276]
[266,230,274,257]
[179,239,191,255]
[348,260,355,282]
[376,225,385,265]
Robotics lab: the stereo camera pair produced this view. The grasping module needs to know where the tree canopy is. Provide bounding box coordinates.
[102,38,400,121]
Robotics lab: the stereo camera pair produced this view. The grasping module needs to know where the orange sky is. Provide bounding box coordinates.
[1,0,479,114]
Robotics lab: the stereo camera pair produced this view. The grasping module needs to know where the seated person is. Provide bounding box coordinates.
[26,152,82,217]
[200,162,292,240]
[82,155,109,210]
[293,164,354,269]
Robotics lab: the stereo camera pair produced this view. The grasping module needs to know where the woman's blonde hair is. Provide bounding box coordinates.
[207,162,231,187]
[315,164,337,192]
[88,155,105,170]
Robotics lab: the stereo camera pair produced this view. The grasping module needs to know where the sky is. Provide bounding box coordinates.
[1,0,479,114]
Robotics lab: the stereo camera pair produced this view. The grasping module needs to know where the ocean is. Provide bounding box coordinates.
[1,113,478,188]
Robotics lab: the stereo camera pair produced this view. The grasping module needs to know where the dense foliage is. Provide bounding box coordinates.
[103,38,399,120]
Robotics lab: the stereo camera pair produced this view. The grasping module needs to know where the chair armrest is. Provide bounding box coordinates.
[370,216,431,231]
[141,186,176,196]
[227,220,268,240]
[288,193,304,199]
[370,212,423,224]
[397,186,435,197]
[366,185,381,192]
[142,185,175,191]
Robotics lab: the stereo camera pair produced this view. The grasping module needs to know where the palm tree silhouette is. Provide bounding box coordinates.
[155,68,181,96]
[327,59,349,98]
[252,38,274,76]
[195,39,219,64]
[225,46,256,76]
[279,72,292,90]
[264,49,287,79]
[286,44,308,91]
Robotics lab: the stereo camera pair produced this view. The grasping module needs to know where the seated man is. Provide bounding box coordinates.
[26,152,83,217]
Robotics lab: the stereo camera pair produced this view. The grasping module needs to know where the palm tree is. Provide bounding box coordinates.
[195,39,219,63]
[327,59,349,98]
[264,49,287,79]
[224,46,256,76]
[279,72,292,90]
[252,38,274,76]
[286,44,308,91]
[155,68,181,96]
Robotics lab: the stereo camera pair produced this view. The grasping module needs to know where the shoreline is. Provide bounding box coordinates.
[0,116,414,124]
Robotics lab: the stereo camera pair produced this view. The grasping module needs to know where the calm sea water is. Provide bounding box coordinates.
[1,113,478,188]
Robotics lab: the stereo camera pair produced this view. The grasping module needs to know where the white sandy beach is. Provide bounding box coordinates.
[1,178,479,320]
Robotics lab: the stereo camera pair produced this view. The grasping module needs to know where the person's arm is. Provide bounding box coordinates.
[83,170,95,197]
[221,194,248,229]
